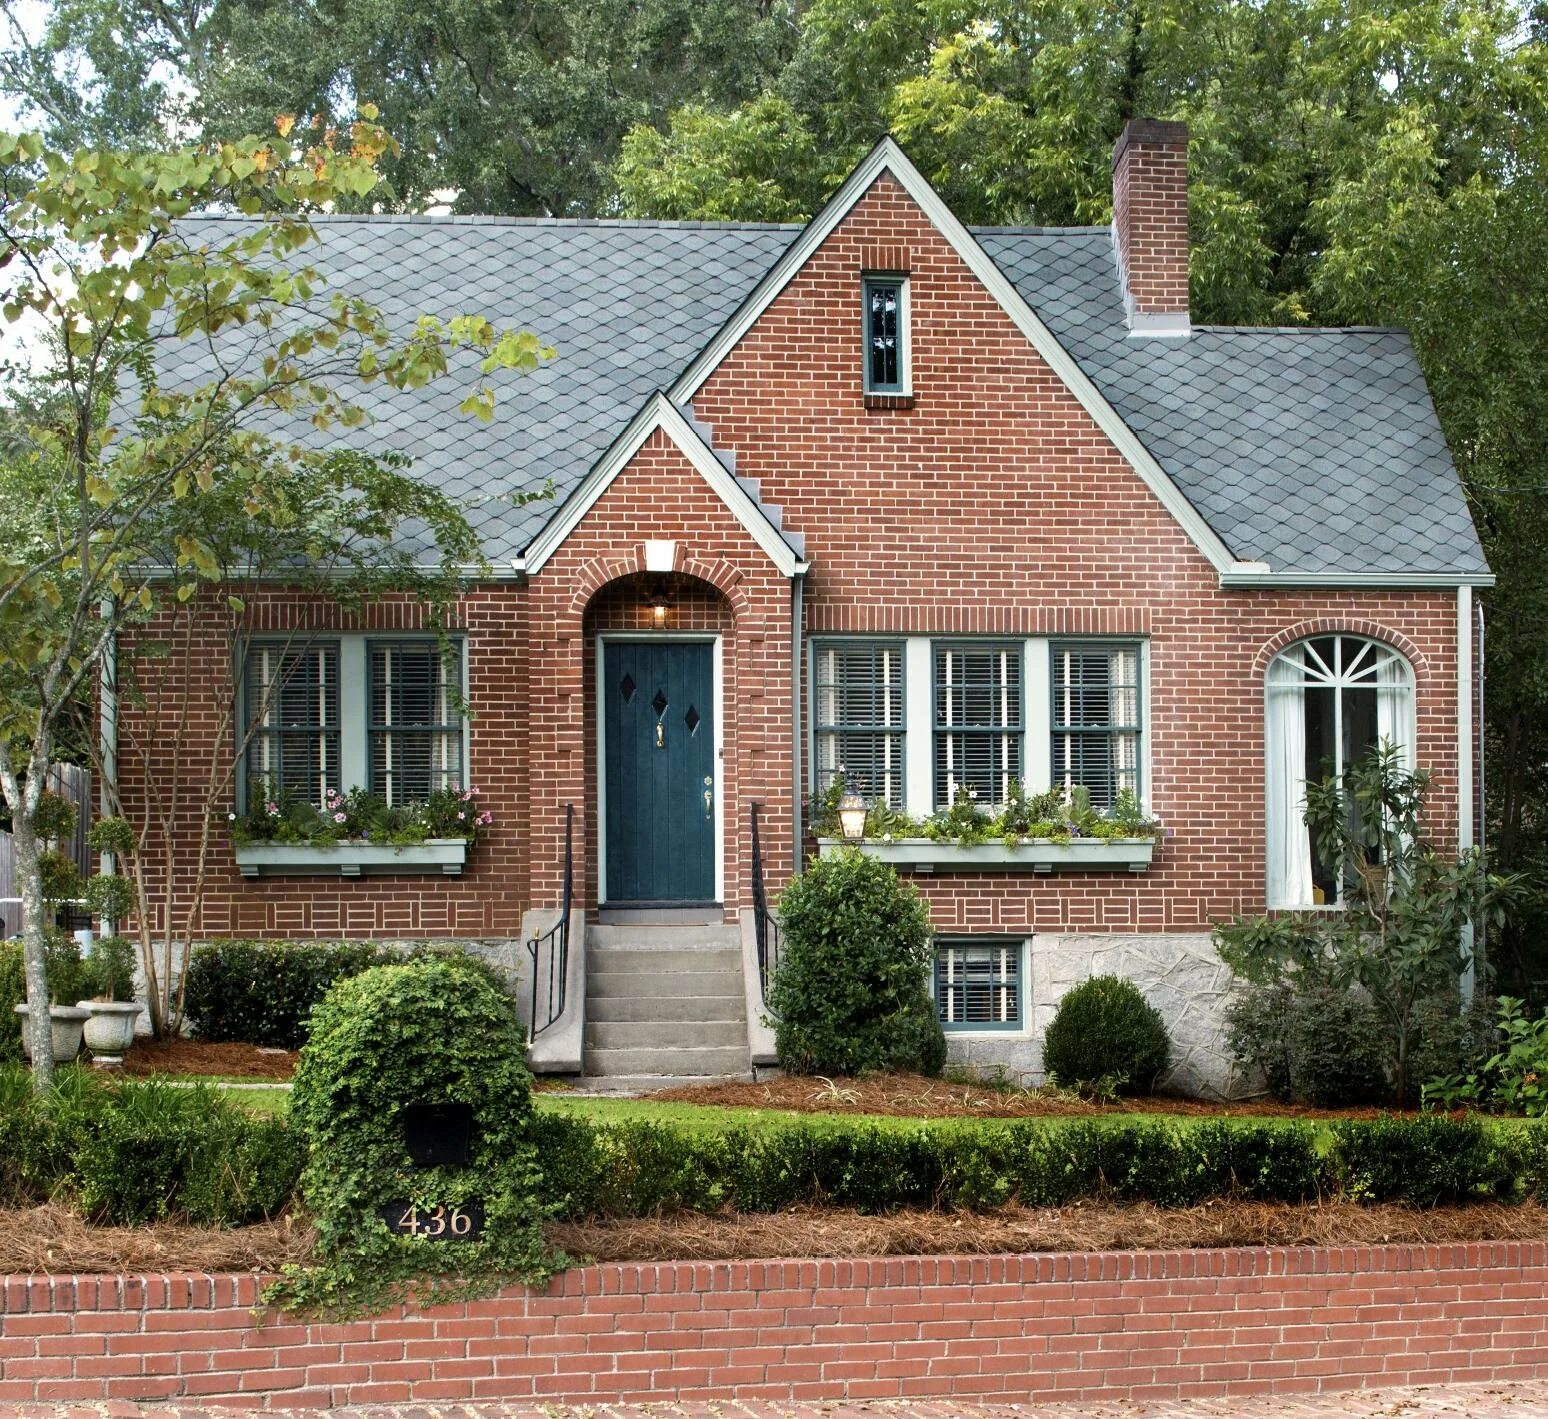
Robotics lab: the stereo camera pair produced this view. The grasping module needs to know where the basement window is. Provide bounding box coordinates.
[934,938,1025,1032]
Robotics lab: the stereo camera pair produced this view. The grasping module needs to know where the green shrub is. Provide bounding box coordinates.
[81,936,137,1002]
[273,958,560,1315]
[184,940,389,1047]
[1227,982,1389,1107]
[1334,1113,1512,1205]
[0,1065,302,1222]
[1041,975,1170,1095]
[0,943,23,1063]
[185,939,511,1049]
[769,847,945,1077]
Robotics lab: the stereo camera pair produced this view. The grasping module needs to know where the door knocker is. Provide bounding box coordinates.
[655,721,665,748]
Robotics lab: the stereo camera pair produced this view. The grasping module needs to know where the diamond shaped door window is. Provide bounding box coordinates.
[684,705,701,735]
[619,673,636,703]
[650,689,669,716]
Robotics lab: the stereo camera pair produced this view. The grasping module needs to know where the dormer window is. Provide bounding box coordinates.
[863,275,908,394]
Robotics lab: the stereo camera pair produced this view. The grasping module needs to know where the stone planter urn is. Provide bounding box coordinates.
[12,1003,91,1064]
[76,1000,143,1066]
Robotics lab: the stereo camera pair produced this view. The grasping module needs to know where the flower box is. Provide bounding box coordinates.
[816,836,1156,874]
[233,838,470,878]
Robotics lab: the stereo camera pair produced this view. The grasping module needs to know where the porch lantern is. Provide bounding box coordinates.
[837,789,869,842]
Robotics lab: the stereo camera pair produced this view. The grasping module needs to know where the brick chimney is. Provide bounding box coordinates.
[1111,118,1190,337]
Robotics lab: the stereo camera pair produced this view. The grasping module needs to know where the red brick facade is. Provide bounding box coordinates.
[2,1245,1543,1406]
[113,163,1470,948]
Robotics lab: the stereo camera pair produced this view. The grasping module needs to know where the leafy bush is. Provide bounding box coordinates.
[769,847,945,1077]
[1424,996,1548,1115]
[1225,981,1388,1107]
[1334,1113,1510,1205]
[184,939,510,1048]
[1216,745,1512,1105]
[0,1064,300,1223]
[0,943,23,1063]
[1041,975,1170,1095]
[272,958,560,1315]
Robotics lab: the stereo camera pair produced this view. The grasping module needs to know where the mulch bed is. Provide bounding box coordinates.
[3,1201,1546,1273]
[118,1038,299,1080]
[652,1073,1409,1121]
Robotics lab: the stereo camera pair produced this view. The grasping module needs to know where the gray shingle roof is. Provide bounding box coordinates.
[163,212,1486,579]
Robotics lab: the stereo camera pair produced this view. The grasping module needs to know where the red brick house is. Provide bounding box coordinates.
[129,121,1489,1096]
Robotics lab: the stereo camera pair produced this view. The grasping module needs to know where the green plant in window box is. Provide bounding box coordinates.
[809,772,1162,846]
[230,780,493,849]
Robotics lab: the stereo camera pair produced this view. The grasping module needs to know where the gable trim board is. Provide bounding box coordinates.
[516,392,808,579]
[1219,569,1495,589]
[666,136,1242,581]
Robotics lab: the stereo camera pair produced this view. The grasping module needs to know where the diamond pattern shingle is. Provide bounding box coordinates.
[160,213,1486,579]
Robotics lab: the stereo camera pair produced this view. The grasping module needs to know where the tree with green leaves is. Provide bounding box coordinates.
[0,112,550,1088]
[0,0,805,215]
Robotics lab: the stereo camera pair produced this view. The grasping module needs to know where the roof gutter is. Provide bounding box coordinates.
[1219,569,1495,590]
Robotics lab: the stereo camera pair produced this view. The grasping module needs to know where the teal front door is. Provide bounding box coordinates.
[603,639,717,904]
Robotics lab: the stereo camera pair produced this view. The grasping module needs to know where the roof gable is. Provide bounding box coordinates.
[669,136,1241,580]
[518,392,806,578]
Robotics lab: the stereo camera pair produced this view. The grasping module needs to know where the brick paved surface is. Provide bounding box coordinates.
[5,1383,1548,1418]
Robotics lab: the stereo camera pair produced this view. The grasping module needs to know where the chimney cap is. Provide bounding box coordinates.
[1112,118,1189,171]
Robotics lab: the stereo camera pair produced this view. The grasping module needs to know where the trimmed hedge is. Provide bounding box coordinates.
[0,1065,300,1224]
[184,940,510,1048]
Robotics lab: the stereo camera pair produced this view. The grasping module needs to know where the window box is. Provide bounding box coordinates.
[816,836,1155,873]
[233,838,469,878]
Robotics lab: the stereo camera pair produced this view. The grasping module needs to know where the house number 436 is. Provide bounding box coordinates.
[379,1200,484,1239]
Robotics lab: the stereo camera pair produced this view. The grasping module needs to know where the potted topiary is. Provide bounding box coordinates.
[75,931,142,1067]
[13,927,92,1064]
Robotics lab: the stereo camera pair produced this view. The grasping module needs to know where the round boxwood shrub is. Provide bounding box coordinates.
[1042,974,1171,1095]
[769,847,945,1077]
[270,958,560,1315]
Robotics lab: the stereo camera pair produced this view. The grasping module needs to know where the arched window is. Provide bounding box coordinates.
[1265,634,1415,907]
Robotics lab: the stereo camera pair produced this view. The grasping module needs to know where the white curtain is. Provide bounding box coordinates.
[1375,648,1413,765]
[1266,655,1314,908]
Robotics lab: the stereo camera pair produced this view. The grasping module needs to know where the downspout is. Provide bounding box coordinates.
[1457,585,1476,1002]
[791,574,804,874]
[98,597,118,930]
[1475,597,1487,977]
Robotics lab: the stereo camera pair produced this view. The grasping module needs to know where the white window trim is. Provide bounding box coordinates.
[1263,634,1416,910]
[813,635,1149,820]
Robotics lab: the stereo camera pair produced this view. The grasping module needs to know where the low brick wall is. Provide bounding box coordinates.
[2,1244,1546,1409]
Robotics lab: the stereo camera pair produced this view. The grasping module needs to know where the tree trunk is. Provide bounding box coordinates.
[14,816,55,1093]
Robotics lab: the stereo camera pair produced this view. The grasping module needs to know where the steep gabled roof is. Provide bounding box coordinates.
[162,189,1489,585]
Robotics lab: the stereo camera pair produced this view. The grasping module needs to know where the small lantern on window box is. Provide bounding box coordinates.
[837,788,869,842]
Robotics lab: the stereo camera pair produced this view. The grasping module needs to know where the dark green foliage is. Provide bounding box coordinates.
[80,936,136,1002]
[1334,1113,1511,1206]
[272,959,560,1316]
[770,847,945,1077]
[1041,975,1171,1095]
[0,1065,301,1222]
[184,939,510,1049]
[1226,982,1389,1107]
[0,943,23,1062]
[184,940,390,1048]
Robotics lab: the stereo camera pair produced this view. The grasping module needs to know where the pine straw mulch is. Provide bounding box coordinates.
[651,1073,1411,1121]
[5,1200,1548,1274]
[118,1038,299,1079]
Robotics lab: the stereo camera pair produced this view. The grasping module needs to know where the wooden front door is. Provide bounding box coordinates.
[602,640,716,904]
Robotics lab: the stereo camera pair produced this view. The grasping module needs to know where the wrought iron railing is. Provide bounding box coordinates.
[750,801,782,1009]
[526,804,573,1040]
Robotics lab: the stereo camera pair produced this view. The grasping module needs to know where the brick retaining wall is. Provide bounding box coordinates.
[2,1245,1546,1409]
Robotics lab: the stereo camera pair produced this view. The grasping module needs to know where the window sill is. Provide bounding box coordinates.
[863,392,915,410]
[233,838,470,878]
[818,837,1155,873]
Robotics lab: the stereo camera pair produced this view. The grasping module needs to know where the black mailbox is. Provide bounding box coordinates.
[401,1102,474,1169]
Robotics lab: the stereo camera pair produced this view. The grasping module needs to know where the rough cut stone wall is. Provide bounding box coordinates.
[2,1246,1544,1407]
[944,932,1245,1099]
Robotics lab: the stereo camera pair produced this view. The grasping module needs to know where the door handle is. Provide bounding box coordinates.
[655,722,664,749]
[703,786,714,818]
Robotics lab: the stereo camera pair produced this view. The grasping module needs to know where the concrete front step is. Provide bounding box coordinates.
[586,923,741,950]
[572,1072,757,1092]
[584,946,741,975]
[586,1019,747,1050]
[582,1045,751,1077]
[588,993,745,1023]
[588,968,743,999]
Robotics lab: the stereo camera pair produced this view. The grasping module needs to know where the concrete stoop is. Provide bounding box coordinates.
[582,920,753,1086]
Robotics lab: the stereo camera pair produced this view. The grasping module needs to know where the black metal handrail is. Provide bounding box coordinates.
[526,804,573,1040]
[750,801,781,1010]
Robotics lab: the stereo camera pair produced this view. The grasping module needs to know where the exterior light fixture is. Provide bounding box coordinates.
[651,602,668,626]
[837,789,869,842]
